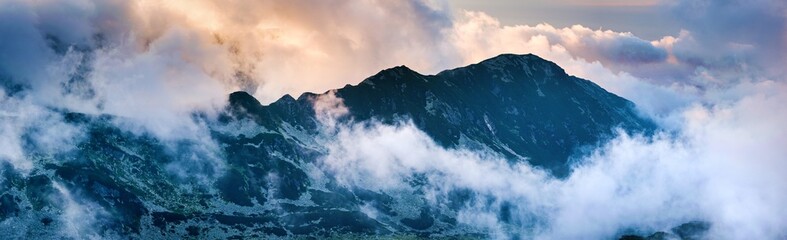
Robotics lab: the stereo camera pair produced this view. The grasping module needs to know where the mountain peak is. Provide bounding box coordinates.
[476,53,568,78]
[388,65,415,72]
[228,91,258,106]
[360,65,422,86]
[228,91,263,114]
[479,53,540,65]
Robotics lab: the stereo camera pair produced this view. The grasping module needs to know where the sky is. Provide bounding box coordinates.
[0,0,786,238]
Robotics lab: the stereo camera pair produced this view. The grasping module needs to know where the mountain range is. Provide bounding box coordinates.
[0,54,688,238]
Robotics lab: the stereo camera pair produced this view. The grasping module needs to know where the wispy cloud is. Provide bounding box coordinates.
[52,181,107,239]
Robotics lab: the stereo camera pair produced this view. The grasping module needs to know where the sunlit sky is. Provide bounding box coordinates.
[449,0,680,40]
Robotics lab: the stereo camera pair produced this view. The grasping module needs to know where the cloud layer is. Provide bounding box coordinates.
[317,79,787,239]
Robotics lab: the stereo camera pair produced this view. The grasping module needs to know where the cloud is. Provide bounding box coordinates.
[667,0,787,67]
[312,90,349,130]
[447,12,674,76]
[52,181,107,239]
[0,0,459,152]
[114,0,459,103]
[0,89,84,174]
[316,80,787,238]
[0,0,231,180]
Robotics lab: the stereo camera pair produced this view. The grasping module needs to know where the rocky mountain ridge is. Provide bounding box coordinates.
[0,54,670,238]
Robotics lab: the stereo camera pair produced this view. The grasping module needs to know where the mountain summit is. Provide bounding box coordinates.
[2,54,656,238]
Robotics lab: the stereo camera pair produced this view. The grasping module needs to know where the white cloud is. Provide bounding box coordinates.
[312,90,349,130]
[316,81,787,238]
[52,181,107,239]
[0,89,84,174]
